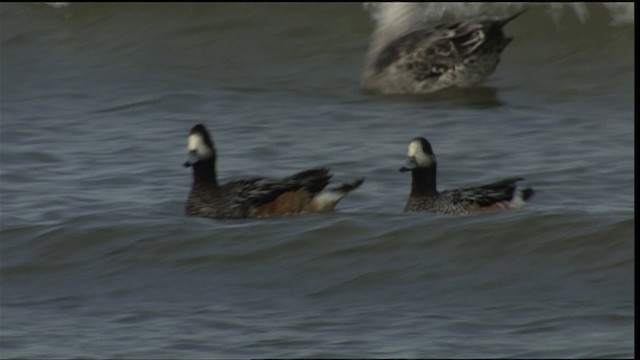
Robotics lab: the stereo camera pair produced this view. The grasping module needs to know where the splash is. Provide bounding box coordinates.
[603,3,635,25]
[363,2,634,61]
[44,2,70,8]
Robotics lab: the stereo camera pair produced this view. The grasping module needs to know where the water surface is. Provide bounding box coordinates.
[0,3,634,358]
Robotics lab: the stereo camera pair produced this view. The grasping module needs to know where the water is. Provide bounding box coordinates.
[0,2,634,358]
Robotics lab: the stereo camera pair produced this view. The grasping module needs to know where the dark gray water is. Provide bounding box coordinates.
[0,2,634,358]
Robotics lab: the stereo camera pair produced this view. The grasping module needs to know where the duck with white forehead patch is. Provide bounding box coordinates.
[363,8,528,94]
[184,124,364,219]
[400,137,534,215]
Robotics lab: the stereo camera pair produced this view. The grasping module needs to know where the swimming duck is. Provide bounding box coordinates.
[363,9,528,94]
[184,124,364,219]
[400,137,533,215]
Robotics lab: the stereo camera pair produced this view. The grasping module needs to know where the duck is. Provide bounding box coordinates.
[183,124,364,219]
[362,8,528,94]
[399,137,533,215]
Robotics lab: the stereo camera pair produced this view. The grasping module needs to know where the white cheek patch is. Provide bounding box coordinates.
[188,134,213,159]
[407,141,420,157]
[187,134,200,151]
[407,140,435,167]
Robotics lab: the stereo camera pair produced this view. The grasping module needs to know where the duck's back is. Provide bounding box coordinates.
[405,177,533,215]
[365,10,527,94]
[187,168,333,219]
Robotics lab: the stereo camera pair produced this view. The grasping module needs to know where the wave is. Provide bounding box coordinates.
[2,210,633,281]
[379,3,633,24]
[43,2,634,27]
[43,2,70,8]
[364,2,635,34]
[359,2,633,93]
[362,3,633,64]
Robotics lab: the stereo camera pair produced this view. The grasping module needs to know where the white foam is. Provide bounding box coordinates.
[362,2,634,64]
[603,3,635,26]
[363,2,424,63]
[364,2,634,28]
[44,2,70,8]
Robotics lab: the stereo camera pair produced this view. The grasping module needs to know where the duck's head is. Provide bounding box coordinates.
[184,124,215,167]
[399,137,437,172]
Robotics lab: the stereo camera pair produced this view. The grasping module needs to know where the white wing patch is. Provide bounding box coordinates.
[508,187,527,209]
[309,191,344,212]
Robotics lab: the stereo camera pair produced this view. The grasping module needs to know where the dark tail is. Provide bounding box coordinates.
[521,187,534,201]
[289,167,330,180]
[288,167,332,194]
[331,178,365,194]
